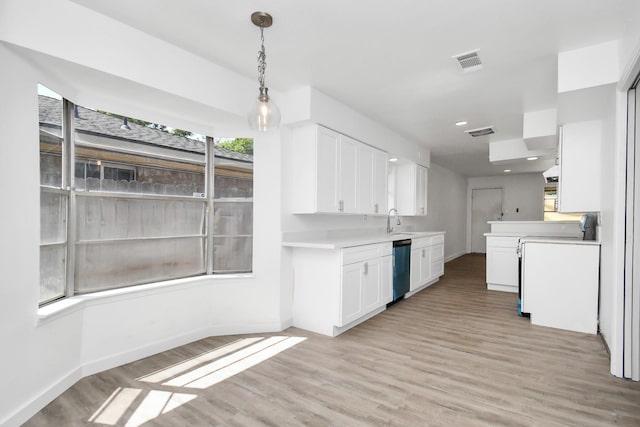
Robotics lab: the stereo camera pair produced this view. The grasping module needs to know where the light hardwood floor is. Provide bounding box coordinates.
[26,254,640,426]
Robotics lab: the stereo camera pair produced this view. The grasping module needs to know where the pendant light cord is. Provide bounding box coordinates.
[257,28,267,90]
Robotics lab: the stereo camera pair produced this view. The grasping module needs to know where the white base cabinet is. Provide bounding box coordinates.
[486,236,520,293]
[408,234,444,294]
[521,240,600,334]
[291,242,392,336]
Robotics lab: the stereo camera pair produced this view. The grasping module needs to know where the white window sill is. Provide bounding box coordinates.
[37,273,254,326]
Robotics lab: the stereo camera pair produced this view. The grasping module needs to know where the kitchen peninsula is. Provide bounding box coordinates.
[484,220,583,293]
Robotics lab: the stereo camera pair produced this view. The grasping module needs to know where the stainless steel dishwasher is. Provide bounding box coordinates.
[392,239,412,301]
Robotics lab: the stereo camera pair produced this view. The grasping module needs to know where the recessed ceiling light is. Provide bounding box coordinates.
[527,157,538,161]
[455,121,468,126]
[388,157,398,162]
[504,169,511,173]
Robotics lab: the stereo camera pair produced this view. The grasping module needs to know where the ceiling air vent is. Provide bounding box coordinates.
[465,126,495,137]
[452,49,482,72]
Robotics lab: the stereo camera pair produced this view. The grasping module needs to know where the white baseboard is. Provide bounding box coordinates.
[7,320,289,426]
[2,368,82,427]
[445,250,468,262]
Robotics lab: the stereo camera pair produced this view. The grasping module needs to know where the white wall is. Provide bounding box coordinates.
[466,173,545,249]
[419,163,468,260]
[0,3,287,424]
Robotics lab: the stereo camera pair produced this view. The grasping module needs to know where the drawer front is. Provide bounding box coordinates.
[431,234,444,245]
[342,243,383,265]
[486,236,520,249]
[411,237,431,249]
[380,242,392,257]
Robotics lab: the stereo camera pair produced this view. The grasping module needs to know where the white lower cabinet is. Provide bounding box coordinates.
[485,236,520,293]
[409,234,444,293]
[291,242,392,337]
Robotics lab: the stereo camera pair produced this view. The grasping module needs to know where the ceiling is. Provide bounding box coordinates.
[71,0,637,177]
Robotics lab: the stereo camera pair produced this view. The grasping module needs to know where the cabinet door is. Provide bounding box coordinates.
[316,127,340,213]
[356,144,375,214]
[362,259,381,314]
[558,121,601,213]
[486,246,518,286]
[416,165,428,215]
[420,247,431,284]
[372,149,388,215]
[394,162,428,216]
[410,248,421,291]
[380,255,392,304]
[341,263,363,326]
[338,135,358,213]
[430,243,444,280]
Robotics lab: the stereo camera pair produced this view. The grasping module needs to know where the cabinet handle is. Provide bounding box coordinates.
[363,262,368,275]
[374,203,378,214]
[338,200,344,212]
[421,207,425,214]
[422,249,425,258]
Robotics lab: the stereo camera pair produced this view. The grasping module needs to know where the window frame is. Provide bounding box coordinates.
[38,95,253,306]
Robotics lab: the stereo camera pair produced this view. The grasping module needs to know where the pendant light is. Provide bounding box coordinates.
[248,11,280,132]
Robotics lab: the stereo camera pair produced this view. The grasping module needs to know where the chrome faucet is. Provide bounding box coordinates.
[387,208,401,234]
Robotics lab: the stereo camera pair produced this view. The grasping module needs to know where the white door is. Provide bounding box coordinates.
[471,188,503,253]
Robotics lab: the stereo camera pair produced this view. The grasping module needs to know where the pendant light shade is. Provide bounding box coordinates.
[248,11,280,132]
[249,87,281,132]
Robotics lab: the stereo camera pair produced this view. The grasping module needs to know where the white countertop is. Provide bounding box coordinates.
[487,220,579,224]
[484,232,582,238]
[282,231,445,250]
[519,236,600,246]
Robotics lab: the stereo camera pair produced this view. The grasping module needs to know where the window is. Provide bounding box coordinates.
[38,85,68,304]
[38,87,253,303]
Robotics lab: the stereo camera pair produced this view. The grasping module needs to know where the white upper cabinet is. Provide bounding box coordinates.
[357,144,388,215]
[315,126,339,212]
[391,162,428,216]
[372,149,389,215]
[338,134,358,213]
[558,121,601,213]
[292,124,388,215]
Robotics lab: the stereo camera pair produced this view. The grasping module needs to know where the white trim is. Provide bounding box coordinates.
[444,250,467,263]
[1,368,82,427]
[37,273,254,326]
[609,40,640,378]
[4,317,288,427]
[618,41,640,91]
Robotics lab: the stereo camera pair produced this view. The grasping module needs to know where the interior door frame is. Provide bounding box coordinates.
[469,187,503,253]
[611,43,640,379]
[623,77,640,380]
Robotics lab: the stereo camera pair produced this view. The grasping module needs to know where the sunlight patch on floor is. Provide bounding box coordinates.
[137,337,264,383]
[89,335,307,425]
[125,390,197,427]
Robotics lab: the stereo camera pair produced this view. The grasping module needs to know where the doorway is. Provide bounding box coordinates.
[471,188,503,253]
[623,74,640,381]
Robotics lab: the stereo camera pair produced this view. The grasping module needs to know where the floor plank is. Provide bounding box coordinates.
[25,254,640,426]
